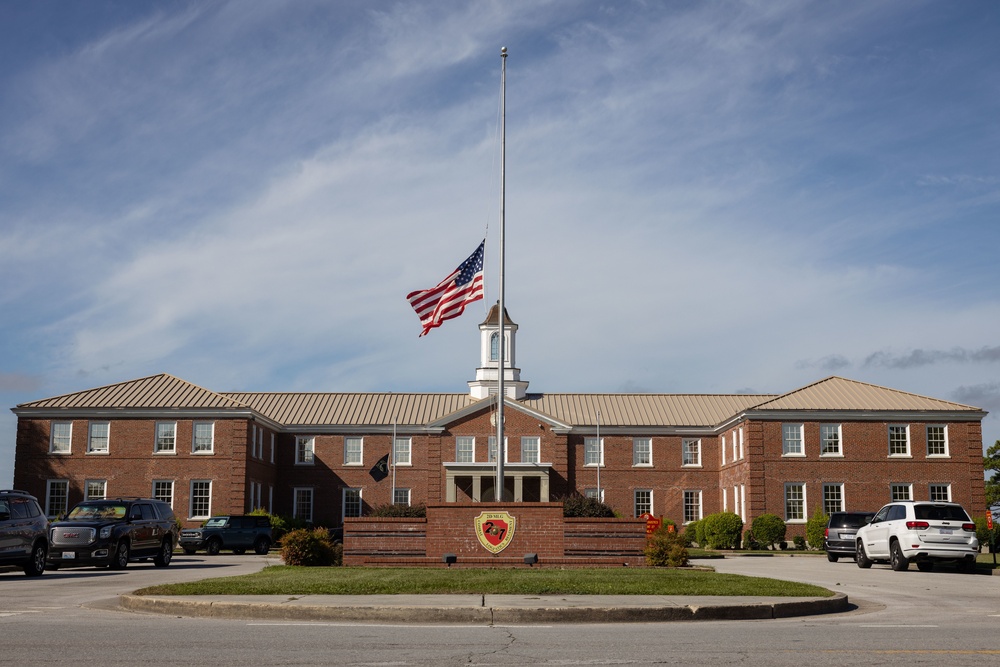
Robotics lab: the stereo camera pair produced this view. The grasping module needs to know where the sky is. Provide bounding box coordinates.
[2,1,999,488]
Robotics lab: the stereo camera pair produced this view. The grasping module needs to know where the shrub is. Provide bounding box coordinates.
[683,520,700,547]
[280,527,339,566]
[369,503,427,518]
[751,514,786,550]
[742,530,759,550]
[700,512,743,550]
[645,526,689,567]
[974,516,1000,551]
[269,513,308,544]
[793,535,806,550]
[695,519,708,547]
[806,507,828,550]
[562,495,616,518]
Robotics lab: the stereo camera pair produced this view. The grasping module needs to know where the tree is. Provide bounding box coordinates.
[985,440,1000,510]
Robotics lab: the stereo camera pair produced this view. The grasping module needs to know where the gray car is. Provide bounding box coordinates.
[824,512,874,562]
[0,489,49,576]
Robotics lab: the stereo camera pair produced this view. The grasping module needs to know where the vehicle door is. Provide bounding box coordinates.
[128,503,156,554]
[232,517,253,549]
[864,505,893,557]
[0,497,18,558]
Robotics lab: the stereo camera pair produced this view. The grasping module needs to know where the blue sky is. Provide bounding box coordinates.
[2,1,999,487]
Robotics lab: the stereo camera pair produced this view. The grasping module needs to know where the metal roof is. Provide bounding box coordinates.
[749,376,980,412]
[224,392,477,426]
[14,374,247,410]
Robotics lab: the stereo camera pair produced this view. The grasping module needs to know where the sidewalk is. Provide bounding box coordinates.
[118,592,849,624]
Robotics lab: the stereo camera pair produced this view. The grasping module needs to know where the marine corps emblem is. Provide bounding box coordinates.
[474,511,516,554]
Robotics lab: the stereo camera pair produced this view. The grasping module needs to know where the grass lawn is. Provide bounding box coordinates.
[136,565,833,597]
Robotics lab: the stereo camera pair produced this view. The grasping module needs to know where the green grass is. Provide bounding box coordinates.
[136,565,832,597]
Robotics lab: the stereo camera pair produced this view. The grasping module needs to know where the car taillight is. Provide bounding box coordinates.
[905,521,929,530]
[962,523,976,532]
[824,527,829,537]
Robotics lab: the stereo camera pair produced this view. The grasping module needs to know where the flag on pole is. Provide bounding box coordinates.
[369,453,390,482]
[406,240,485,336]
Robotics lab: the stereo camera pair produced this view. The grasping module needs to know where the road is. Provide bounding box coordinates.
[2,553,1000,666]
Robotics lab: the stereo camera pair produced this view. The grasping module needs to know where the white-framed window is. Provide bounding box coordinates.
[682,439,701,467]
[152,480,174,507]
[584,488,604,501]
[929,483,951,502]
[926,425,949,457]
[721,435,726,465]
[584,437,603,466]
[155,421,177,454]
[738,427,744,459]
[490,331,500,361]
[488,436,508,463]
[740,485,746,523]
[820,424,842,456]
[888,424,910,456]
[50,422,72,454]
[45,480,69,518]
[823,483,844,514]
[890,483,913,501]
[393,488,411,506]
[733,486,739,517]
[782,423,804,456]
[456,436,475,463]
[270,433,275,463]
[343,488,361,519]
[190,480,212,518]
[731,430,737,461]
[394,437,412,466]
[250,425,263,459]
[723,487,728,511]
[632,437,652,466]
[294,487,314,522]
[85,479,107,500]
[634,489,652,517]
[87,421,109,454]
[684,490,702,523]
[521,436,540,464]
[344,436,363,465]
[784,483,806,522]
[295,436,315,465]
[192,421,214,454]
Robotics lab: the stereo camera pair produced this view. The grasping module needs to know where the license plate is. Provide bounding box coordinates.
[939,528,953,535]
[839,533,853,539]
[61,552,76,559]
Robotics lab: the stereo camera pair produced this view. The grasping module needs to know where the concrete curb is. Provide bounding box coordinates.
[118,592,849,624]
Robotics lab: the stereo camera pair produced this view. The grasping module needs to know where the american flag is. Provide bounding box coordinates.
[407,240,485,336]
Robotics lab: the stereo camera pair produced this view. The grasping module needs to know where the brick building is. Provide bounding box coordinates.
[10,306,987,539]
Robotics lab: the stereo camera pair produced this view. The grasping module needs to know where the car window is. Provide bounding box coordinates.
[0,498,10,519]
[10,498,30,519]
[915,505,970,522]
[872,506,891,523]
[70,504,127,520]
[205,517,228,528]
[138,504,155,520]
[888,505,907,521]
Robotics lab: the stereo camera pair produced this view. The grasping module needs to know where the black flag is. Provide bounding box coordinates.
[369,453,390,481]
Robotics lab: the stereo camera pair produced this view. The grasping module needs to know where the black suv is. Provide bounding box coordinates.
[179,515,272,555]
[0,490,49,576]
[47,498,179,570]
[824,511,875,562]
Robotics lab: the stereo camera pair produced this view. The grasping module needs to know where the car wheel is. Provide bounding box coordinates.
[890,541,909,571]
[110,540,130,570]
[254,537,271,555]
[154,540,173,567]
[856,540,872,569]
[24,542,47,577]
[916,562,934,572]
[206,538,222,555]
[826,552,838,563]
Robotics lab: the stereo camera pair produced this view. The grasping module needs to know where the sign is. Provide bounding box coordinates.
[640,512,662,535]
[474,511,516,554]
[988,511,994,531]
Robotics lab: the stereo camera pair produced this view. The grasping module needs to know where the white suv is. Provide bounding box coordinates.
[855,501,978,572]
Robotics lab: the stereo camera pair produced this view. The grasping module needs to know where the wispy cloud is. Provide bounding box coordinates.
[865,346,1000,370]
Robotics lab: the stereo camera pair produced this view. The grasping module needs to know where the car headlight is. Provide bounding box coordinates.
[99,526,112,539]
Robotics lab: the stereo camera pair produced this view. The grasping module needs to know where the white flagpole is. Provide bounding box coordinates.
[391,420,397,503]
[596,409,601,502]
[496,46,507,502]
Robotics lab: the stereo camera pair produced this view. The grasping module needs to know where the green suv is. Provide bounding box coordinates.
[0,490,49,576]
[179,515,272,555]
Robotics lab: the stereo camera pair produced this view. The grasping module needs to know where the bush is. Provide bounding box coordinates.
[695,519,708,547]
[268,513,308,545]
[974,516,1000,552]
[805,507,828,551]
[369,503,427,518]
[644,526,689,567]
[280,527,340,566]
[700,512,743,550]
[751,514,786,550]
[562,495,616,518]
[683,520,700,547]
[793,535,806,550]
[741,530,759,550]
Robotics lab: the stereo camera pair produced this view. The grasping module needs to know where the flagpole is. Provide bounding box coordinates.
[596,409,601,502]
[496,46,507,502]
[391,420,396,503]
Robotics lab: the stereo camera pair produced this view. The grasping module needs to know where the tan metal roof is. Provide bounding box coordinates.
[751,376,981,412]
[15,374,247,410]
[224,392,477,426]
[519,393,775,428]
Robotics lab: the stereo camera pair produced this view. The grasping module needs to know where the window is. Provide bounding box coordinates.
[721,435,726,465]
[50,422,72,454]
[394,437,412,466]
[584,488,603,501]
[490,331,500,361]
[193,422,214,453]
[927,425,948,456]
[344,436,362,465]
[343,488,361,519]
[45,480,69,517]
[888,425,910,456]
[738,427,744,459]
[155,422,177,454]
[152,480,174,506]
[190,480,212,518]
[584,437,603,466]
[296,436,315,465]
[782,423,804,456]
[85,479,107,500]
[393,488,411,506]
[684,490,702,523]
[456,436,475,463]
[521,436,540,464]
[88,421,109,454]
[820,424,841,456]
[823,483,844,514]
[929,483,951,502]
[632,438,652,466]
[488,436,507,463]
[294,488,314,522]
[784,483,806,522]
[890,483,912,501]
[682,439,701,466]
[731,430,737,461]
[634,489,652,517]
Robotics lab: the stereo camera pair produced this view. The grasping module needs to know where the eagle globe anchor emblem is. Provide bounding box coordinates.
[474,511,516,554]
